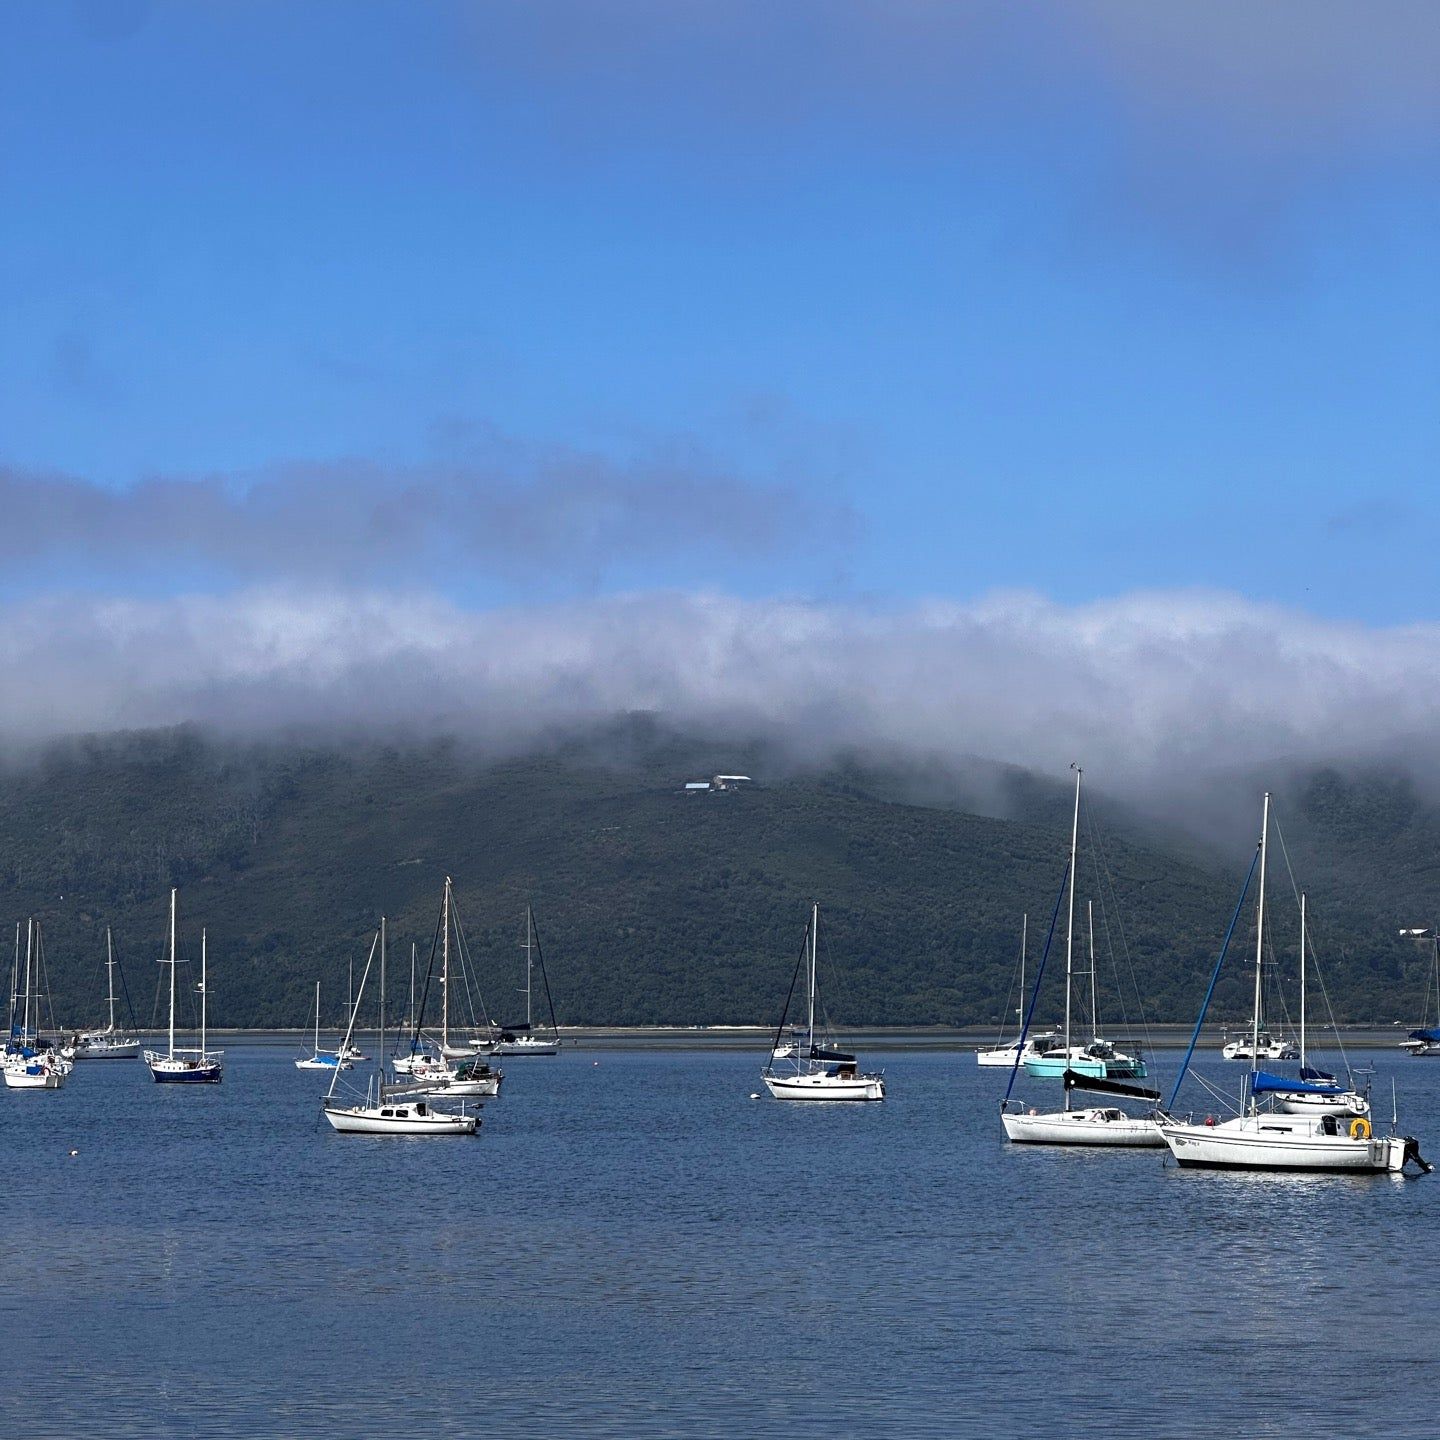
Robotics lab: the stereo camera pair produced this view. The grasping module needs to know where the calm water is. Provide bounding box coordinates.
[2,1043,1436,1438]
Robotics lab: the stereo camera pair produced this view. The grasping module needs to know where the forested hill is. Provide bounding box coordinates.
[0,725,1436,1029]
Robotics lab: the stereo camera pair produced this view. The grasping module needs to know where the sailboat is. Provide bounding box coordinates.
[73,928,142,1060]
[393,879,502,1097]
[487,906,561,1056]
[323,917,480,1136]
[1267,894,1369,1118]
[1021,897,1147,1080]
[761,903,885,1102]
[1159,794,1428,1174]
[143,890,222,1084]
[1001,768,1165,1146]
[295,982,352,1071]
[977,915,1063,1068]
[1399,926,1440,1056]
[3,920,74,1090]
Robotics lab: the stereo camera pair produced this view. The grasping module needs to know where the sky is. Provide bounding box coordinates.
[2,2,1439,789]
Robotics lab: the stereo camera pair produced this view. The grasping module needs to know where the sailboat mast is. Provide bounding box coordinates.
[379,915,386,1099]
[23,918,33,1045]
[200,927,208,1056]
[408,942,417,1039]
[7,921,18,1045]
[106,927,117,1033]
[1017,913,1027,1035]
[524,908,534,1028]
[1299,892,1307,1070]
[1252,793,1270,1083]
[168,889,177,1059]
[808,903,818,1057]
[1088,900,1098,1037]
[314,979,321,1053]
[1064,767,1081,1111]
[441,877,451,1050]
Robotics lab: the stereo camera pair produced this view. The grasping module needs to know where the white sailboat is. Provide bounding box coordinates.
[1160,794,1428,1174]
[1398,926,1440,1056]
[72,928,142,1060]
[3,920,73,1090]
[1269,894,1369,1118]
[143,890,223,1084]
[487,906,561,1056]
[323,917,480,1136]
[761,903,885,1102]
[295,981,352,1071]
[1001,767,1164,1147]
[977,916,1063,1067]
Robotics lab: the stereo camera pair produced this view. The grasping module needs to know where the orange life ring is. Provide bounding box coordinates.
[1350,1116,1371,1141]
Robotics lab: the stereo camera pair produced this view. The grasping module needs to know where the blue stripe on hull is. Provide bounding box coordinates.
[150,1068,222,1084]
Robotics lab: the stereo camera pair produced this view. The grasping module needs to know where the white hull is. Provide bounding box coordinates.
[1223,1039,1299,1061]
[74,1039,141,1060]
[1161,1115,1412,1172]
[295,1056,350,1071]
[489,1038,558,1056]
[1001,1106,1165,1147]
[323,1100,478,1135]
[763,1071,884,1102]
[399,1075,500,1098]
[977,1045,1023,1067]
[1274,1090,1370,1118]
[2,1062,66,1090]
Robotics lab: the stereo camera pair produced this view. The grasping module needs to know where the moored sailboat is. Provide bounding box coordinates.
[486,906,561,1056]
[761,903,884,1102]
[143,890,222,1084]
[72,928,141,1060]
[1398,926,1440,1057]
[3,920,74,1090]
[1000,767,1164,1147]
[1160,794,1428,1174]
[295,981,352,1071]
[323,917,479,1136]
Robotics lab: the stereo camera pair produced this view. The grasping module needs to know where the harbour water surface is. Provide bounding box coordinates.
[2,1042,1436,1438]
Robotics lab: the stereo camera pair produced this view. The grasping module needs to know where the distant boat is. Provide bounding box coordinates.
[977,916,1060,1067]
[322,917,479,1136]
[3,919,73,1091]
[1221,1030,1298,1062]
[1021,896,1146,1081]
[486,906,560,1056]
[1399,926,1440,1057]
[761,903,884,1102]
[295,981,351,1071]
[72,927,141,1060]
[143,890,222,1085]
[1268,894,1369,1119]
[1001,767,1164,1147]
[1160,794,1429,1174]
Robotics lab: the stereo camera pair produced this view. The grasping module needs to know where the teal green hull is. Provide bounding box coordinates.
[1023,1055,1148,1080]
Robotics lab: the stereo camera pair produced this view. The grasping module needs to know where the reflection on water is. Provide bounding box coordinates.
[0,1046,1435,1438]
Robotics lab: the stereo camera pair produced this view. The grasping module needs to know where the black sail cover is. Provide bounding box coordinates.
[1062,1069,1160,1101]
[810,1045,856,1063]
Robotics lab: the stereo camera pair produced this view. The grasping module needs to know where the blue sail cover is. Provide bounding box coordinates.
[1408,1028,1440,1044]
[1251,1069,1343,1096]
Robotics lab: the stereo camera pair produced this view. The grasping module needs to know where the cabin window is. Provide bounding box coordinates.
[380,1109,393,1117]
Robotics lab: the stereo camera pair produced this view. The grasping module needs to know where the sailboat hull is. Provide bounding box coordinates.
[763,1072,885,1102]
[1002,1107,1165,1146]
[323,1102,478,1135]
[2,1062,66,1089]
[489,1038,558,1056]
[74,1041,141,1060]
[1160,1118,1411,1172]
[144,1051,222,1084]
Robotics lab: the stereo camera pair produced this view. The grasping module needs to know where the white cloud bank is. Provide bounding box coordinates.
[1,586,1434,799]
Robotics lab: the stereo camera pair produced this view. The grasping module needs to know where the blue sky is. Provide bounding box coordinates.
[3,3,1440,776]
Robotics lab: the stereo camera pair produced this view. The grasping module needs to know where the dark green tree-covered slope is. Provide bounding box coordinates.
[0,726,1434,1029]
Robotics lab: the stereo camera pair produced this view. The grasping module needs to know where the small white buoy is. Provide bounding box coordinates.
[750,1092,761,1100]
[68,1149,78,1157]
